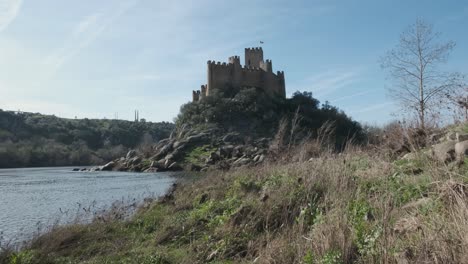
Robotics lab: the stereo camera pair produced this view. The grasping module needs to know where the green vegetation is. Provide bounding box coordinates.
[184,145,217,167]
[176,88,364,148]
[0,110,174,168]
[3,138,467,263]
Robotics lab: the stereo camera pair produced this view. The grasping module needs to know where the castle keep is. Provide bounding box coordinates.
[192,47,286,102]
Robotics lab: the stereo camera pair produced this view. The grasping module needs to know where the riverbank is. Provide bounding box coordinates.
[0,167,178,249]
[3,141,468,263]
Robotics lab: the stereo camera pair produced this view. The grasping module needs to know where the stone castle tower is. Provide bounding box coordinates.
[192,47,286,102]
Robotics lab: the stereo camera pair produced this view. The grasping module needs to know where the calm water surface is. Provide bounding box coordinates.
[0,167,176,245]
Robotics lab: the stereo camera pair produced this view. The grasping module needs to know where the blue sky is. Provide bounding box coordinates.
[0,0,467,124]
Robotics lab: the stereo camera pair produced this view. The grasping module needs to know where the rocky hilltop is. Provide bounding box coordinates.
[93,88,365,173]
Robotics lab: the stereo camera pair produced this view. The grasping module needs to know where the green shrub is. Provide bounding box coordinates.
[175,89,365,148]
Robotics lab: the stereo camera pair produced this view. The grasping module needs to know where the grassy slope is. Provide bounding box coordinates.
[3,142,468,263]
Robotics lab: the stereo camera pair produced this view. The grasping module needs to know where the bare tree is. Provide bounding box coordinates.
[450,85,468,122]
[381,19,464,129]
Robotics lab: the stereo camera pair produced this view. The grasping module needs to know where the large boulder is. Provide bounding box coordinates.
[233,157,251,166]
[218,145,234,158]
[455,141,468,159]
[222,132,243,143]
[153,143,173,160]
[232,146,244,158]
[126,150,137,159]
[432,141,456,163]
[128,156,142,166]
[186,133,210,144]
[253,154,265,163]
[101,161,115,171]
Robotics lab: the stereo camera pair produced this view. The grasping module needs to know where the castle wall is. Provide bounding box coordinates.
[193,48,285,102]
[205,61,285,98]
[207,62,235,96]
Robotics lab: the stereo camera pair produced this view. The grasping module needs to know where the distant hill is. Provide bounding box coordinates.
[0,110,174,168]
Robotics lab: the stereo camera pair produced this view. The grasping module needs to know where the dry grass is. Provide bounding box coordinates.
[2,127,468,263]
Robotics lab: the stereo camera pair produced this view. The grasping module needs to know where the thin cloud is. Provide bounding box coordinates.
[42,0,139,77]
[0,0,22,32]
[350,102,394,114]
[126,73,161,81]
[290,68,362,98]
[331,89,374,103]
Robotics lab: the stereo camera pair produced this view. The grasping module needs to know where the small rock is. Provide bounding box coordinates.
[257,154,265,163]
[206,250,219,262]
[446,132,457,141]
[402,152,416,160]
[233,157,251,166]
[455,140,468,159]
[144,167,159,173]
[432,141,456,163]
[222,132,242,143]
[429,132,444,144]
[253,155,261,162]
[72,168,80,172]
[456,132,468,142]
[394,216,421,235]
[255,137,270,147]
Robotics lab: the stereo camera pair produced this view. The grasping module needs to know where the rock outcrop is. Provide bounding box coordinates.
[91,128,271,173]
[401,126,468,164]
[432,141,457,163]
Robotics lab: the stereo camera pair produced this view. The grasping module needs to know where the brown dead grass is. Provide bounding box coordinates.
[2,124,468,263]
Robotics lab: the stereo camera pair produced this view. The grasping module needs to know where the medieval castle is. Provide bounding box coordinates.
[192,47,286,102]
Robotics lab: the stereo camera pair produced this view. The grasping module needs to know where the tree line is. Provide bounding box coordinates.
[0,110,174,168]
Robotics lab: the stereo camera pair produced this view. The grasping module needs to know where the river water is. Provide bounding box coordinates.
[0,167,176,246]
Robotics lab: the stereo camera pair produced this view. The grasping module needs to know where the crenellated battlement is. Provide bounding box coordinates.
[208,60,234,69]
[245,47,263,52]
[194,47,286,102]
[241,65,263,71]
[228,56,241,65]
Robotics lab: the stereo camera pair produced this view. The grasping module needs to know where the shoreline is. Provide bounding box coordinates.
[0,168,183,249]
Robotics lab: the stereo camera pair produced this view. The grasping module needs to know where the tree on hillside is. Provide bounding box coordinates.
[381,19,465,129]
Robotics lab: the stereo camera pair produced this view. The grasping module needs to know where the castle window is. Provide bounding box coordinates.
[248,59,251,66]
